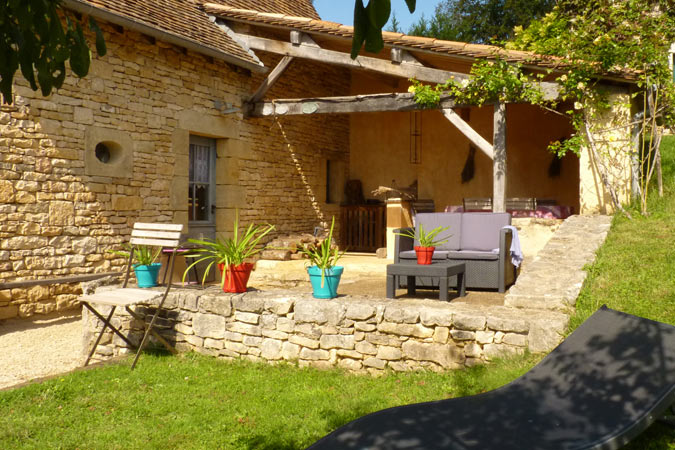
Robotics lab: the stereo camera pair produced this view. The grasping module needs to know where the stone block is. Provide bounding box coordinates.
[366,333,402,347]
[264,297,294,315]
[0,180,15,203]
[464,343,482,358]
[453,313,486,331]
[281,342,300,360]
[262,329,289,340]
[528,314,569,353]
[294,299,345,326]
[320,334,355,350]
[338,358,363,371]
[420,309,453,327]
[276,317,295,333]
[111,195,143,211]
[204,338,224,350]
[483,344,522,360]
[289,335,320,349]
[503,333,528,347]
[377,321,414,336]
[354,322,376,332]
[336,349,362,359]
[487,316,529,333]
[433,327,450,344]
[362,357,386,369]
[494,331,505,344]
[225,341,248,354]
[48,201,74,226]
[192,313,225,339]
[72,237,97,254]
[0,305,18,320]
[186,335,204,348]
[450,330,475,341]
[224,331,243,342]
[476,330,495,344]
[200,295,231,316]
[376,346,402,361]
[355,340,377,355]
[260,339,283,360]
[401,341,464,368]
[235,311,260,325]
[346,303,376,321]
[243,336,263,347]
[295,323,322,339]
[232,295,264,313]
[383,305,419,324]
[228,322,262,337]
[299,348,330,361]
[412,324,434,339]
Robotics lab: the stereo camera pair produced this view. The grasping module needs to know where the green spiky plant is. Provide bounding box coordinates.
[109,244,161,266]
[395,224,451,247]
[297,216,346,288]
[182,211,274,288]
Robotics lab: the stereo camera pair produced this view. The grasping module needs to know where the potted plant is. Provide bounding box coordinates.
[395,224,451,265]
[109,245,162,288]
[183,212,274,293]
[298,217,346,299]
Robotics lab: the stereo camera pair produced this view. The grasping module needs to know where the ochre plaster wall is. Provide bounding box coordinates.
[0,21,349,318]
[349,73,578,211]
[578,91,633,214]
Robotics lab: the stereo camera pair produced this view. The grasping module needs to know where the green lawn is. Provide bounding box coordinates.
[1,138,674,449]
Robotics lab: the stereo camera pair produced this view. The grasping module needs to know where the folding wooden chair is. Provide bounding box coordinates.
[80,222,183,370]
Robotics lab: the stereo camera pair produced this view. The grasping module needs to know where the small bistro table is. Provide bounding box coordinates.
[386,261,466,301]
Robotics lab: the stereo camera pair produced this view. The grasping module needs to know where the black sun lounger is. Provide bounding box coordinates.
[307,306,675,450]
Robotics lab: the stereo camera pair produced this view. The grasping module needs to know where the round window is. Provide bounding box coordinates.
[95,143,111,163]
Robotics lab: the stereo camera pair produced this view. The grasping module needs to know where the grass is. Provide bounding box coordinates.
[1,138,675,449]
[0,353,541,449]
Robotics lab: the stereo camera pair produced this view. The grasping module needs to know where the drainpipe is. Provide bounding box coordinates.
[61,0,267,74]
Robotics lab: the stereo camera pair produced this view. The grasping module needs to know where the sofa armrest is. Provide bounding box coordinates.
[498,228,515,293]
[394,227,414,263]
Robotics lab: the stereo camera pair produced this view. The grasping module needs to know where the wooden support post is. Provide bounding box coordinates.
[493,102,507,213]
[442,108,494,159]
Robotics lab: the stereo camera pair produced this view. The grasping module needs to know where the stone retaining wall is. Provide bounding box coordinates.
[83,288,568,373]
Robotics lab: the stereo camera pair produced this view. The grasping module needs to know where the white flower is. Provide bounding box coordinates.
[574,102,583,110]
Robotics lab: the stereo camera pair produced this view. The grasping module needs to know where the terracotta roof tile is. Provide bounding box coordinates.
[203,3,639,81]
[200,0,319,19]
[76,0,261,67]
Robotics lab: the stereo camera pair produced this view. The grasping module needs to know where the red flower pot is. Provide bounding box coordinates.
[414,246,435,265]
[218,262,254,293]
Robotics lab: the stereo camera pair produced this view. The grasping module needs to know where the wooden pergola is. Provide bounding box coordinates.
[204,4,562,213]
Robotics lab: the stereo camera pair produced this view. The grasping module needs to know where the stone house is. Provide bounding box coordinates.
[0,0,638,319]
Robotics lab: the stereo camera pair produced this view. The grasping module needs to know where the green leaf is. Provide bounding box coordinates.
[363,18,384,54]
[366,0,391,29]
[351,0,367,59]
[404,0,416,13]
[89,17,107,56]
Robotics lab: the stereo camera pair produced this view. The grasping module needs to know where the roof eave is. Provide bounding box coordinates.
[63,0,267,74]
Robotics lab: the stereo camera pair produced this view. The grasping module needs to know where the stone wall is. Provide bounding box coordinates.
[0,19,349,318]
[83,288,569,373]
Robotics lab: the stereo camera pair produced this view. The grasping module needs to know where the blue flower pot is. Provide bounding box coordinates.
[307,266,343,299]
[133,263,162,288]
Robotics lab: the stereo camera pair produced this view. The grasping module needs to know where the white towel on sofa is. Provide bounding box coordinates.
[493,226,523,267]
[503,225,523,268]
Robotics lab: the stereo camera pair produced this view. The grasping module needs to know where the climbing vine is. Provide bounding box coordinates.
[409,0,675,216]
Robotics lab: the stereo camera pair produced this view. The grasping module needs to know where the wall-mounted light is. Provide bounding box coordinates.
[213,99,240,114]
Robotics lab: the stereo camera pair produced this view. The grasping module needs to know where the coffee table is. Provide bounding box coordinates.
[386,261,466,301]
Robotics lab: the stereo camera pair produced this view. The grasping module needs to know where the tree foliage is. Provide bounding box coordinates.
[408,0,555,43]
[0,0,106,103]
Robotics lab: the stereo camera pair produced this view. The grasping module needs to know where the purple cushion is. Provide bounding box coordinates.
[459,213,511,251]
[414,213,461,251]
[400,250,449,261]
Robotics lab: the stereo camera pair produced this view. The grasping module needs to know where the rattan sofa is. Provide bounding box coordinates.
[394,212,517,293]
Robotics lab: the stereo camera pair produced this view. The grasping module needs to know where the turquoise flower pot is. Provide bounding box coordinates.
[133,263,162,288]
[307,266,343,299]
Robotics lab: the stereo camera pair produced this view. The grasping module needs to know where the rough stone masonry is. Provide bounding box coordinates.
[83,287,568,374]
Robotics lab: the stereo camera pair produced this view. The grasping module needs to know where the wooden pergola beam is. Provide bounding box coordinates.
[493,102,507,212]
[250,92,460,116]
[441,108,494,159]
[247,55,294,104]
[236,33,470,85]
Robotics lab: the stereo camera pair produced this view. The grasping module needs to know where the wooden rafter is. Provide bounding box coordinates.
[247,55,294,104]
[249,92,459,117]
[236,33,470,85]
